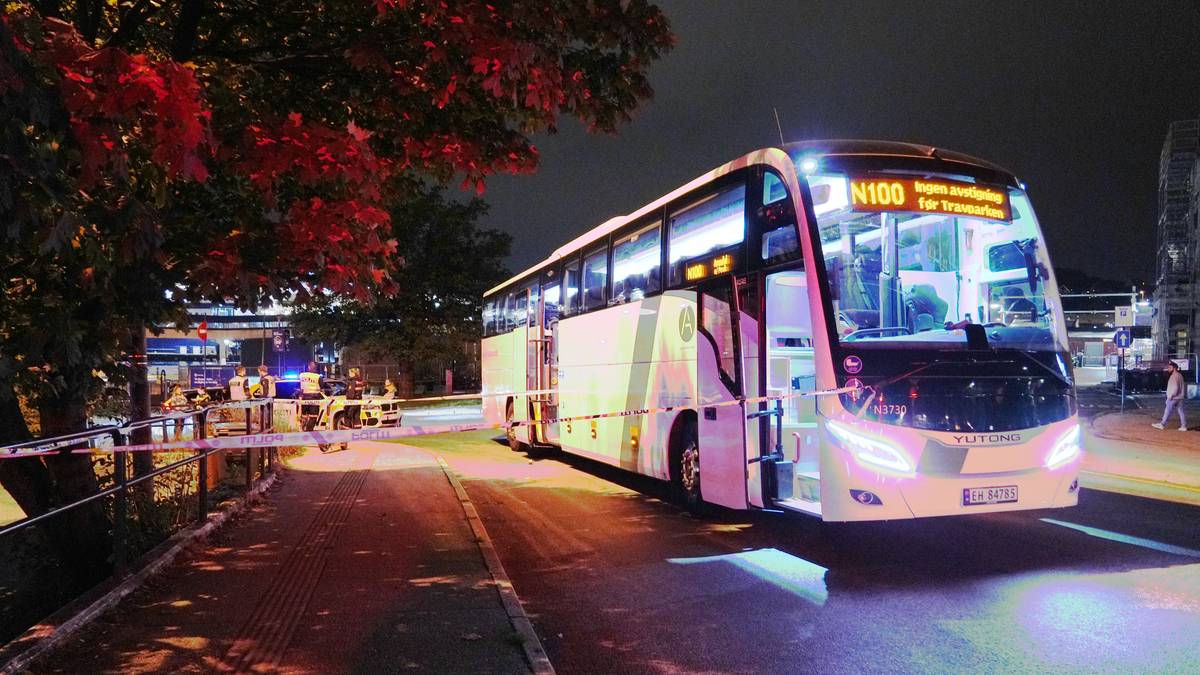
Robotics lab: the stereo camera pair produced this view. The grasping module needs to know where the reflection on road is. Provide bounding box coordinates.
[669,548,829,605]
[1040,517,1200,558]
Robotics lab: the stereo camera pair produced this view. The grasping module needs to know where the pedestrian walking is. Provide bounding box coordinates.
[1151,361,1187,431]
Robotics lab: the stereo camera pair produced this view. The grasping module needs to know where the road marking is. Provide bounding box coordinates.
[1040,518,1200,559]
[1080,469,1200,494]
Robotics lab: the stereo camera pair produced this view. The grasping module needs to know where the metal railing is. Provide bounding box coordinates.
[0,399,278,573]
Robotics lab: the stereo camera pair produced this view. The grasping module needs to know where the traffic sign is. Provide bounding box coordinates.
[1113,328,1131,349]
[197,321,208,342]
[1114,305,1134,327]
[272,328,289,352]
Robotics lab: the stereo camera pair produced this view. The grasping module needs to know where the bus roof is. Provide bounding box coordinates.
[784,139,1017,177]
[485,139,1020,297]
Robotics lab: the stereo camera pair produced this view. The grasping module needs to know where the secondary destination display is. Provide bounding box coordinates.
[849,176,1011,221]
[684,252,736,282]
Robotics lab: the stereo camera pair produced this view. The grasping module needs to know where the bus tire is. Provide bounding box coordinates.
[669,413,704,513]
[505,399,529,453]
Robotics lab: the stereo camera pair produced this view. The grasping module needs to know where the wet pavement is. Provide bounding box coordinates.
[423,430,1200,674]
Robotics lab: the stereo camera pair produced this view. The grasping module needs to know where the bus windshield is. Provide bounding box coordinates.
[808,173,1068,354]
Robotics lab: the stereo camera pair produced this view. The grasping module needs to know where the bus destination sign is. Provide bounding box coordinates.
[849,177,1011,221]
[685,252,737,282]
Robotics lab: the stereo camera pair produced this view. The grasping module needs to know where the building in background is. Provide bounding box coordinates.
[1152,119,1200,366]
[145,303,323,390]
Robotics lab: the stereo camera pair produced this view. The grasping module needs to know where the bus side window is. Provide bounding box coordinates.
[582,247,608,311]
[611,222,661,305]
[563,260,581,316]
[543,279,561,326]
[668,184,746,286]
[504,292,516,331]
[527,282,540,328]
[515,286,531,328]
[483,298,496,336]
[759,171,799,263]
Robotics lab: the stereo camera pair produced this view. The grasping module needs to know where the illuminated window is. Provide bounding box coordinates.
[562,259,581,317]
[759,171,799,263]
[543,278,561,326]
[702,288,738,390]
[514,288,528,328]
[582,247,608,311]
[763,172,787,205]
[526,282,540,328]
[611,223,661,304]
[483,298,498,336]
[669,184,746,285]
[503,292,516,331]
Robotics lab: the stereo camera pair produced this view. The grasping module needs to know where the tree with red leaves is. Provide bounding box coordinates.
[0,0,673,582]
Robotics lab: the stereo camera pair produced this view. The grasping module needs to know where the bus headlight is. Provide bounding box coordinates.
[1045,425,1081,469]
[827,420,913,474]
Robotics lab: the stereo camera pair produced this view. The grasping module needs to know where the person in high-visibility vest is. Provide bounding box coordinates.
[299,361,323,400]
[228,366,250,401]
[253,364,276,398]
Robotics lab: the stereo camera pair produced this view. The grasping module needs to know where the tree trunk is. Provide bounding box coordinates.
[128,330,155,504]
[38,394,112,584]
[170,0,205,61]
[396,362,415,398]
[0,382,53,518]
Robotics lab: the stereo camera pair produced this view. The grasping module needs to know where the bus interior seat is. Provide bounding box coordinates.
[904,284,948,332]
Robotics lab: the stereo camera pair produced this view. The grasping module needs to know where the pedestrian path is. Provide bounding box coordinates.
[33,443,534,674]
[1083,404,1200,507]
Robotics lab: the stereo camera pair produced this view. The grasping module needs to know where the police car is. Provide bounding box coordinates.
[271,378,403,432]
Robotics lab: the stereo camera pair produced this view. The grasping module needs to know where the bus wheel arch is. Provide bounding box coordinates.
[668,411,702,511]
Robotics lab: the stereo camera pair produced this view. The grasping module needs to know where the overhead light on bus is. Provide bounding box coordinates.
[827,420,913,474]
[797,156,820,175]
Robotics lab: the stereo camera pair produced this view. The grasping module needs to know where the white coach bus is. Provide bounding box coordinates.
[481,140,1081,521]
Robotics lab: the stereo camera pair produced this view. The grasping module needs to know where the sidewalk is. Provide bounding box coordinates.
[31,443,537,674]
[1083,402,1200,506]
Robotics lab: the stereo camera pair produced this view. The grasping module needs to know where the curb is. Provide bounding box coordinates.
[435,455,555,675]
[0,470,281,675]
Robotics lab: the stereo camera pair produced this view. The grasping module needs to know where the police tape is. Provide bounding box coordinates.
[2,385,860,458]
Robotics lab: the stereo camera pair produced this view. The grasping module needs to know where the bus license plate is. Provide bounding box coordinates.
[963,485,1017,506]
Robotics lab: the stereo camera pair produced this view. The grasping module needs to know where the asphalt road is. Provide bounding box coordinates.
[414,430,1200,675]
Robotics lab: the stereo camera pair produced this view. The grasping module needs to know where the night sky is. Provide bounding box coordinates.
[479,1,1200,285]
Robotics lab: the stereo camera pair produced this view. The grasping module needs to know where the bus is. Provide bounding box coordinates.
[480,140,1081,521]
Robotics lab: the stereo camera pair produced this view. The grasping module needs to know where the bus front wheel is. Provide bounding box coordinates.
[505,399,529,453]
[670,416,703,513]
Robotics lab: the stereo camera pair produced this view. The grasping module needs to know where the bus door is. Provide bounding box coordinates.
[534,273,561,445]
[696,279,749,510]
[521,282,546,445]
[761,267,820,513]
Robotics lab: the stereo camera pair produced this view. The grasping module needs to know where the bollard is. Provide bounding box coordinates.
[245,407,253,489]
[112,430,128,574]
[259,404,267,475]
[197,409,208,520]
